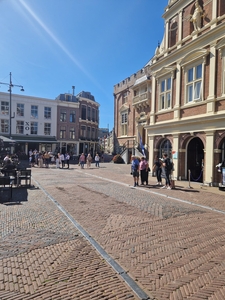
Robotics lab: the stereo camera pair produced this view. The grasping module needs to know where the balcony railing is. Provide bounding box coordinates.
[132,91,151,107]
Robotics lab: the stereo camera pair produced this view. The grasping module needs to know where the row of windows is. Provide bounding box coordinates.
[159,63,202,110]
[60,110,76,122]
[59,127,76,139]
[0,118,98,139]
[1,103,52,119]
[81,105,98,122]
[80,125,98,139]
[1,103,100,124]
[120,62,204,136]
[0,120,51,135]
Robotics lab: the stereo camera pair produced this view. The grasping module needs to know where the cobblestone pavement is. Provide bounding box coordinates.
[1,163,225,300]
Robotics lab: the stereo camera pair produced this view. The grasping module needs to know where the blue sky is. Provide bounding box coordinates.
[0,0,168,131]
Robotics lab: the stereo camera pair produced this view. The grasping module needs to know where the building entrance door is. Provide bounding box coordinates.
[187,137,204,183]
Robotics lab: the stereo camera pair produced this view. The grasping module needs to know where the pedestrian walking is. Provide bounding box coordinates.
[95,153,100,168]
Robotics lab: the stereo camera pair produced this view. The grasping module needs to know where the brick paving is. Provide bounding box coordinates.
[0,187,139,299]
[1,162,225,299]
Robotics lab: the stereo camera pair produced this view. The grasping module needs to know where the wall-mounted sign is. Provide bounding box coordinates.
[25,121,30,131]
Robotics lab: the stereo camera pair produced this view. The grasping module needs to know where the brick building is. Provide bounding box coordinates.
[114,0,225,186]
[55,91,99,157]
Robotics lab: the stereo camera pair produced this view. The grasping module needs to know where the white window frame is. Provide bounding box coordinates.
[44,123,51,135]
[159,76,172,110]
[1,101,9,115]
[17,103,24,117]
[1,119,9,133]
[31,105,38,119]
[31,122,38,135]
[16,121,24,134]
[121,111,128,136]
[69,127,75,139]
[44,107,51,119]
[180,50,208,105]
[185,62,203,103]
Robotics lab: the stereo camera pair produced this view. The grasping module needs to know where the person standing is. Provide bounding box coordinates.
[139,156,149,185]
[86,153,92,168]
[79,153,85,169]
[44,152,50,168]
[65,153,70,169]
[95,153,100,168]
[55,155,60,168]
[38,152,44,168]
[30,152,36,167]
[131,155,140,187]
[60,153,65,168]
[161,153,171,189]
[153,155,162,185]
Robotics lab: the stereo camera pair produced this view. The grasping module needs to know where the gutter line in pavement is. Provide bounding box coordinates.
[32,177,151,300]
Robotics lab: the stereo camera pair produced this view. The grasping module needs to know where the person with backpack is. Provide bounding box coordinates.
[161,153,172,189]
[131,155,140,187]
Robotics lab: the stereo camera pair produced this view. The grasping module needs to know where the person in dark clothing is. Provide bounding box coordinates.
[153,155,162,186]
[161,153,171,189]
[1,160,16,175]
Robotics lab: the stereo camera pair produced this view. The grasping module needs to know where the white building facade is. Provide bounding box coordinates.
[0,92,58,155]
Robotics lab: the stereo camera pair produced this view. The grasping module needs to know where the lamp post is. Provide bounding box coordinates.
[0,72,24,139]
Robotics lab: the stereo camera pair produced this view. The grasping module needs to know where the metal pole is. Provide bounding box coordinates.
[188,169,191,188]
[0,72,24,143]
[9,72,12,139]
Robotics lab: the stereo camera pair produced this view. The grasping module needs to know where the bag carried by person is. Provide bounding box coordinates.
[166,158,173,172]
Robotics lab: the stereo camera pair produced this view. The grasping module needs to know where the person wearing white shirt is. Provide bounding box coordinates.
[60,153,65,168]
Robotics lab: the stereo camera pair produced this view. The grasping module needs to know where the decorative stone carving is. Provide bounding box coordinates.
[190,0,203,31]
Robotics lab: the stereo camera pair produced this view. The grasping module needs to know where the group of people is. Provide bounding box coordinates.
[131,153,173,189]
[29,150,70,169]
[79,153,101,169]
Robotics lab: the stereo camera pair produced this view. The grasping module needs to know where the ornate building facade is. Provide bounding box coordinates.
[114,0,225,186]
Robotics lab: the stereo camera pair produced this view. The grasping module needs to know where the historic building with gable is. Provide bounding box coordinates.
[114,0,225,186]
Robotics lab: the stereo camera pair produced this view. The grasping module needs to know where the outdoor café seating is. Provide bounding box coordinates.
[0,176,12,202]
[1,168,32,187]
[17,169,31,187]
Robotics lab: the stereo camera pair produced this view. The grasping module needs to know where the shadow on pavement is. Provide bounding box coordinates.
[0,186,37,205]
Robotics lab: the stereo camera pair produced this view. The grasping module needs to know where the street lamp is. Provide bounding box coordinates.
[0,72,24,139]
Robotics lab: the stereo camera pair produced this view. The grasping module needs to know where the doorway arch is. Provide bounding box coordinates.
[159,139,172,159]
[187,137,204,182]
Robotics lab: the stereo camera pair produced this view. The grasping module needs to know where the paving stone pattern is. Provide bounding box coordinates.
[1,163,225,300]
[30,164,225,300]
[0,188,139,299]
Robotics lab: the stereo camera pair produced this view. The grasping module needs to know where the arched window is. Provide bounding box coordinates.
[160,139,172,158]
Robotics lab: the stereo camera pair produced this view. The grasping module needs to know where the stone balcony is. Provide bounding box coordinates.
[132,91,151,108]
